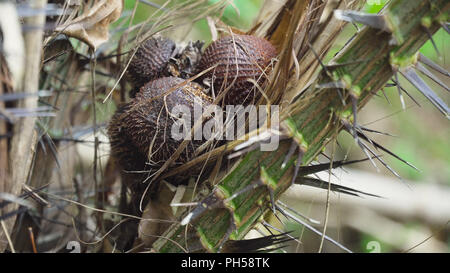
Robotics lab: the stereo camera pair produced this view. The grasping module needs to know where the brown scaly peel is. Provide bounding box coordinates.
[126,37,176,98]
[197,34,277,106]
[108,77,213,194]
[109,35,276,251]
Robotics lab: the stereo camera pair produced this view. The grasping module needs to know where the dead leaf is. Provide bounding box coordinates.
[56,0,123,50]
